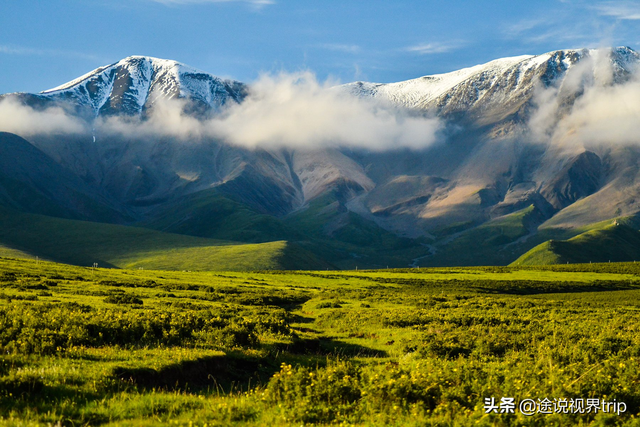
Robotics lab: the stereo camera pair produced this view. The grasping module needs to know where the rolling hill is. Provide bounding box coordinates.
[511,221,640,266]
[0,206,331,271]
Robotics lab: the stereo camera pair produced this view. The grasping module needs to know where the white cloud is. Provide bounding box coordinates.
[503,18,549,37]
[528,48,640,149]
[0,44,103,62]
[316,44,361,54]
[593,1,640,20]
[0,70,442,152]
[563,81,640,145]
[0,98,88,136]
[209,72,442,150]
[0,45,41,55]
[404,42,462,55]
[502,17,601,47]
[148,0,274,7]
[98,72,443,151]
[502,4,625,49]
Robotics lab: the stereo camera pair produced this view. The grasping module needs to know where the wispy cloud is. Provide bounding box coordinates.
[501,1,640,50]
[0,44,105,62]
[501,14,607,48]
[148,0,275,8]
[503,18,549,38]
[593,1,640,20]
[316,43,361,54]
[404,42,462,55]
[0,98,88,136]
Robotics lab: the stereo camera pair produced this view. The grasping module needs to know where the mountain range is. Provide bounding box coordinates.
[2,47,640,270]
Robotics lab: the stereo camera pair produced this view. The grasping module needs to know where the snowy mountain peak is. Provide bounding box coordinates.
[28,47,640,123]
[343,47,639,121]
[41,56,245,116]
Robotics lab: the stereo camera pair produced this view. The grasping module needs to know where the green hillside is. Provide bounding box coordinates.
[418,205,546,267]
[142,189,300,243]
[0,206,331,271]
[0,244,34,260]
[285,193,424,269]
[511,221,640,266]
[0,132,128,223]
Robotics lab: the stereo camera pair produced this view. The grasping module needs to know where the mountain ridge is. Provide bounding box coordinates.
[25,56,246,118]
[2,47,640,269]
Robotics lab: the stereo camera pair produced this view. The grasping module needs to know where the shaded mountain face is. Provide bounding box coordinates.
[0,132,127,222]
[2,48,640,268]
[541,151,603,210]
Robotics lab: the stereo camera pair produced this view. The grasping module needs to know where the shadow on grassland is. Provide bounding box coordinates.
[0,378,108,425]
[472,280,639,295]
[112,351,273,393]
[276,337,387,358]
[112,338,386,393]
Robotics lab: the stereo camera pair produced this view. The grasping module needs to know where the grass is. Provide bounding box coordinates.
[512,221,640,266]
[419,205,543,266]
[416,209,640,268]
[1,257,640,425]
[141,189,300,244]
[0,245,33,260]
[0,192,425,271]
[4,186,637,271]
[0,206,328,271]
[285,193,426,269]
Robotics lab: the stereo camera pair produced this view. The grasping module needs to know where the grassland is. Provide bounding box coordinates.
[512,222,640,266]
[418,210,640,268]
[141,190,299,244]
[421,205,541,266]
[0,207,329,271]
[0,199,425,272]
[1,257,640,425]
[284,194,427,269]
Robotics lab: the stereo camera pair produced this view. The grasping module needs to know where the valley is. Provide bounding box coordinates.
[4,3,640,426]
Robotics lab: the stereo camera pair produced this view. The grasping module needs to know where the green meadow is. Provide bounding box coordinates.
[1,257,640,426]
[0,207,330,271]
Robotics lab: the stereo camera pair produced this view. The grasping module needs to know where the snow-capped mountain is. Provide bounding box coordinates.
[40,56,245,116]
[346,47,639,122]
[3,47,640,268]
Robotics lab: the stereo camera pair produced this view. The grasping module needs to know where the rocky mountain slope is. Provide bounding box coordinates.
[40,56,246,117]
[2,48,640,268]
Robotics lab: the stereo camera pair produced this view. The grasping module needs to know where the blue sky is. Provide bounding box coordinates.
[1,0,640,93]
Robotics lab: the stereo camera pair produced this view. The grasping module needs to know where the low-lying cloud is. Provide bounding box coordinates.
[0,97,87,136]
[99,71,443,151]
[0,72,442,152]
[12,52,640,155]
[210,72,442,150]
[528,48,640,149]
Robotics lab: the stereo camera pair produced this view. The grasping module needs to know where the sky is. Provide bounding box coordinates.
[1,0,640,94]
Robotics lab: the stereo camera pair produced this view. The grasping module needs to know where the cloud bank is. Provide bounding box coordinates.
[0,72,442,152]
[6,51,640,155]
[209,72,442,150]
[97,72,443,151]
[404,42,463,55]
[0,98,87,136]
[528,48,640,149]
[593,2,640,20]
